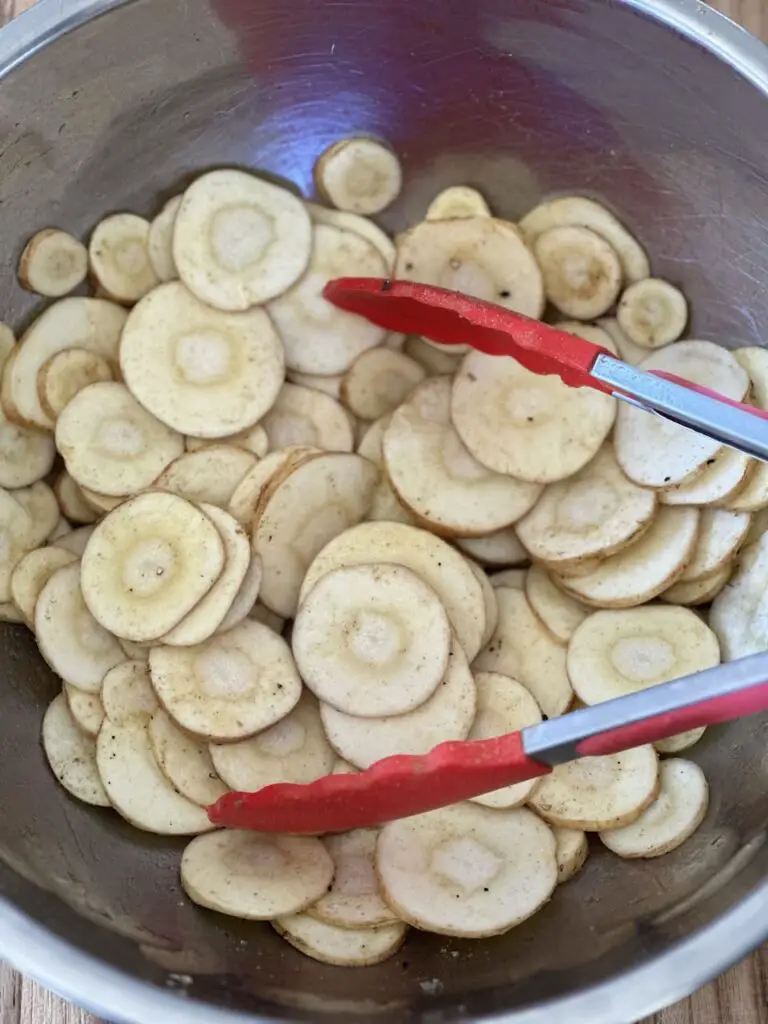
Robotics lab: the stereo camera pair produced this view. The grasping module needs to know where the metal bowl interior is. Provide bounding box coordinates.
[1,1,768,1021]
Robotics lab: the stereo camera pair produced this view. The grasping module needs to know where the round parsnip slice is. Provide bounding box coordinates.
[519,196,650,283]
[120,282,284,438]
[341,348,425,421]
[14,481,60,548]
[710,532,768,660]
[97,722,213,834]
[149,619,302,741]
[314,137,402,215]
[320,637,476,768]
[308,830,398,930]
[305,202,396,269]
[89,213,159,304]
[661,564,731,606]
[377,804,556,938]
[403,335,462,376]
[660,447,750,507]
[56,382,184,497]
[678,509,749,583]
[261,383,353,453]
[452,351,616,483]
[473,587,572,717]
[148,709,228,806]
[615,342,749,488]
[274,914,406,966]
[525,566,589,644]
[468,674,543,809]
[10,545,78,625]
[555,506,700,608]
[186,423,269,458]
[64,683,105,738]
[426,185,491,221]
[1,298,126,431]
[0,404,55,489]
[209,691,335,790]
[617,278,688,349]
[43,694,109,807]
[80,492,225,642]
[37,347,114,421]
[19,228,88,298]
[182,831,333,919]
[654,728,707,754]
[529,746,660,831]
[456,529,528,568]
[300,522,487,661]
[228,449,299,527]
[174,169,311,310]
[154,446,258,509]
[293,563,451,717]
[383,377,542,536]
[55,471,98,525]
[597,317,658,366]
[534,225,622,321]
[253,452,380,618]
[35,563,124,691]
[356,416,415,526]
[52,524,95,557]
[396,217,544,320]
[553,827,589,884]
[101,660,158,725]
[600,759,708,858]
[268,225,388,375]
[215,549,263,634]
[147,195,182,282]
[567,606,720,706]
[162,505,251,646]
[466,558,498,648]
[515,446,657,570]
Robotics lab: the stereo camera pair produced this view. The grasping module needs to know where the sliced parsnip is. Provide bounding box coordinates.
[181,830,333,919]
[320,636,476,768]
[490,569,527,590]
[678,509,749,582]
[473,587,573,717]
[52,524,95,556]
[525,566,589,644]
[452,350,615,483]
[1,297,126,431]
[341,348,425,421]
[305,202,396,269]
[553,827,589,884]
[14,481,60,547]
[37,347,114,422]
[615,341,749,488]
[97,721,213,834]
[307,829,398,930]
[661,565,731,606]
[0,403,55,489]
[383,377,542,536]
[56,382,184,496]
[54,471,98,525]
[567,606,720,706]
[403,335,462,376]
[228,450,298,527]
[654,728,707,754]
[149,619,302,741]
[534,225,622,320]
[294,563,451,717]
[19,228,88,298]
[120,282,284,438]
[101,660,158,725]
[268,225,388,375]
[600,759,708,858]
[216,549,263,634]
[396,217,544,321]
[186,423,269,458]
[426,185,491,221]
[519,196,650,283]
[89,213,159,304]
[356,415,415,526]
[261,383,353,453]
[209,691,335,790]
[174,169,312,310]
[314,137,402,215]
[162,505,251,646]
[555,506,700,608]
[468,673,543,809]
[80,491,225,642]
[377,804,556,938]
[616,278,688,349]
[529,746,660,831]
[710,532,768,660]
[659,447,751,507]
[253,452,379,618]
[42,694,109,807]
[64,683,105,738]
[455,529,529,568]
[300,522,487,661]
[597,317,659,366]
[148,708,228,806]
[274,914,406,966]
[466,557,498,648]
[35,562,124,691]
[147,196,182,282]
[155,447,257,510]
[10,545,78,625]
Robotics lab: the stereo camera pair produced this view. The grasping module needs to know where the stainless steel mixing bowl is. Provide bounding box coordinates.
[1,0,768,1020]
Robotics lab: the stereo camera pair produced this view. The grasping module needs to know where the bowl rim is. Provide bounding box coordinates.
[2,0,768,1020]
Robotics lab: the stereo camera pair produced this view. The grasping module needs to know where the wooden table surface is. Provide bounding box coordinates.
[1,0,768,1021]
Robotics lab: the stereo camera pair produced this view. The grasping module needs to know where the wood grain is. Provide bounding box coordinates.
[0,0,767,1021]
